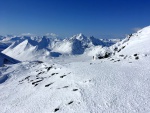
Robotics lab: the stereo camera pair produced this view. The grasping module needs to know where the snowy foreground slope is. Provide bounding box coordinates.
[0,26,150,113]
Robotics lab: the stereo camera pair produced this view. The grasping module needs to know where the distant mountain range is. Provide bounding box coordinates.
[1,33,120,61]
[1,26,150,113]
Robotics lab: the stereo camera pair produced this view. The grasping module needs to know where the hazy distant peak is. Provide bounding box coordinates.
[45,33,58,38]
[71,33,87,41]
[21,33,36,37]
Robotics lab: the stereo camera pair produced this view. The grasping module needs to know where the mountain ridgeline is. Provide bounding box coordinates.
[1,33,119,61]
[1,26,150,113]
[1,25,150,62]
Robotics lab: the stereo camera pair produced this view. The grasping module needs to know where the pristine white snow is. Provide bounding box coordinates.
[0,26,150,113]
[115,26,150,55]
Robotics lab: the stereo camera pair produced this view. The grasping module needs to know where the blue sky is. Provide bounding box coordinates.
[0,0,150,38]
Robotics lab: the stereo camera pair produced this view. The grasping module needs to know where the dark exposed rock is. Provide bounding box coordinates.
[98,52,111,59]
[54,108,59,112]
[25,76,30,80]
[122,46,126,49]
[117,49,121,52]
[114,47,118,51]
[51,73,56,76]
[32,80,43,85]
[36,61,43,63]
[73,89,78,91]
[37,71,45,75]
[34,84,38,87]
[135,56,139,60]
[119,55,124,57]
[60,75,66,78]
[47,66,52,71]
[134,54,138,56]
[68,101,73,105]
[45,82,54,87]
[62,86,69,88]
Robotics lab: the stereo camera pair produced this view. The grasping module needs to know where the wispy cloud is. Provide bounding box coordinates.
[46,33,58,37]
[132,27,141,32]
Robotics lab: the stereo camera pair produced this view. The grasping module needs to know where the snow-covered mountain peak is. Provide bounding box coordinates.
[15,39,35,51]
[137,25,150,34]
[1,26,150,113]
[38,36,51,49]
[0,52,20,67]
[91,25,150,60]
[71,33,87,41]
[131,25,150,40]
[105,25,150,58]
[39,36,51,43]
[1,32,119,60]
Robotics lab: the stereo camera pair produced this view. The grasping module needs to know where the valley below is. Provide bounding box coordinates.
[0,26,150,113]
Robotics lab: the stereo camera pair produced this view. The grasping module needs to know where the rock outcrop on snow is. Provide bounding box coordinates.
[94,26,150,59]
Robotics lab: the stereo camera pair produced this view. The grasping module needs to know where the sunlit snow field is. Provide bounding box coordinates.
[0,26,150,113]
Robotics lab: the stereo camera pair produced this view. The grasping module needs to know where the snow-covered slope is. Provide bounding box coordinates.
[37,35,60,50]
[0,52,20,67]
[0,48,150,112]
[70,33,113,47]
[52,33,115,55]
[113,26,150,56]
[2,39,52,61]
[52,38,84,55]
[93,26,150,59]
[0,26,150,113]
[0,35,39,52]
[38,36,51,49]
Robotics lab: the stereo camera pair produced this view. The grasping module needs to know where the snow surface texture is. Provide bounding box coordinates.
[0,26,150,113]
